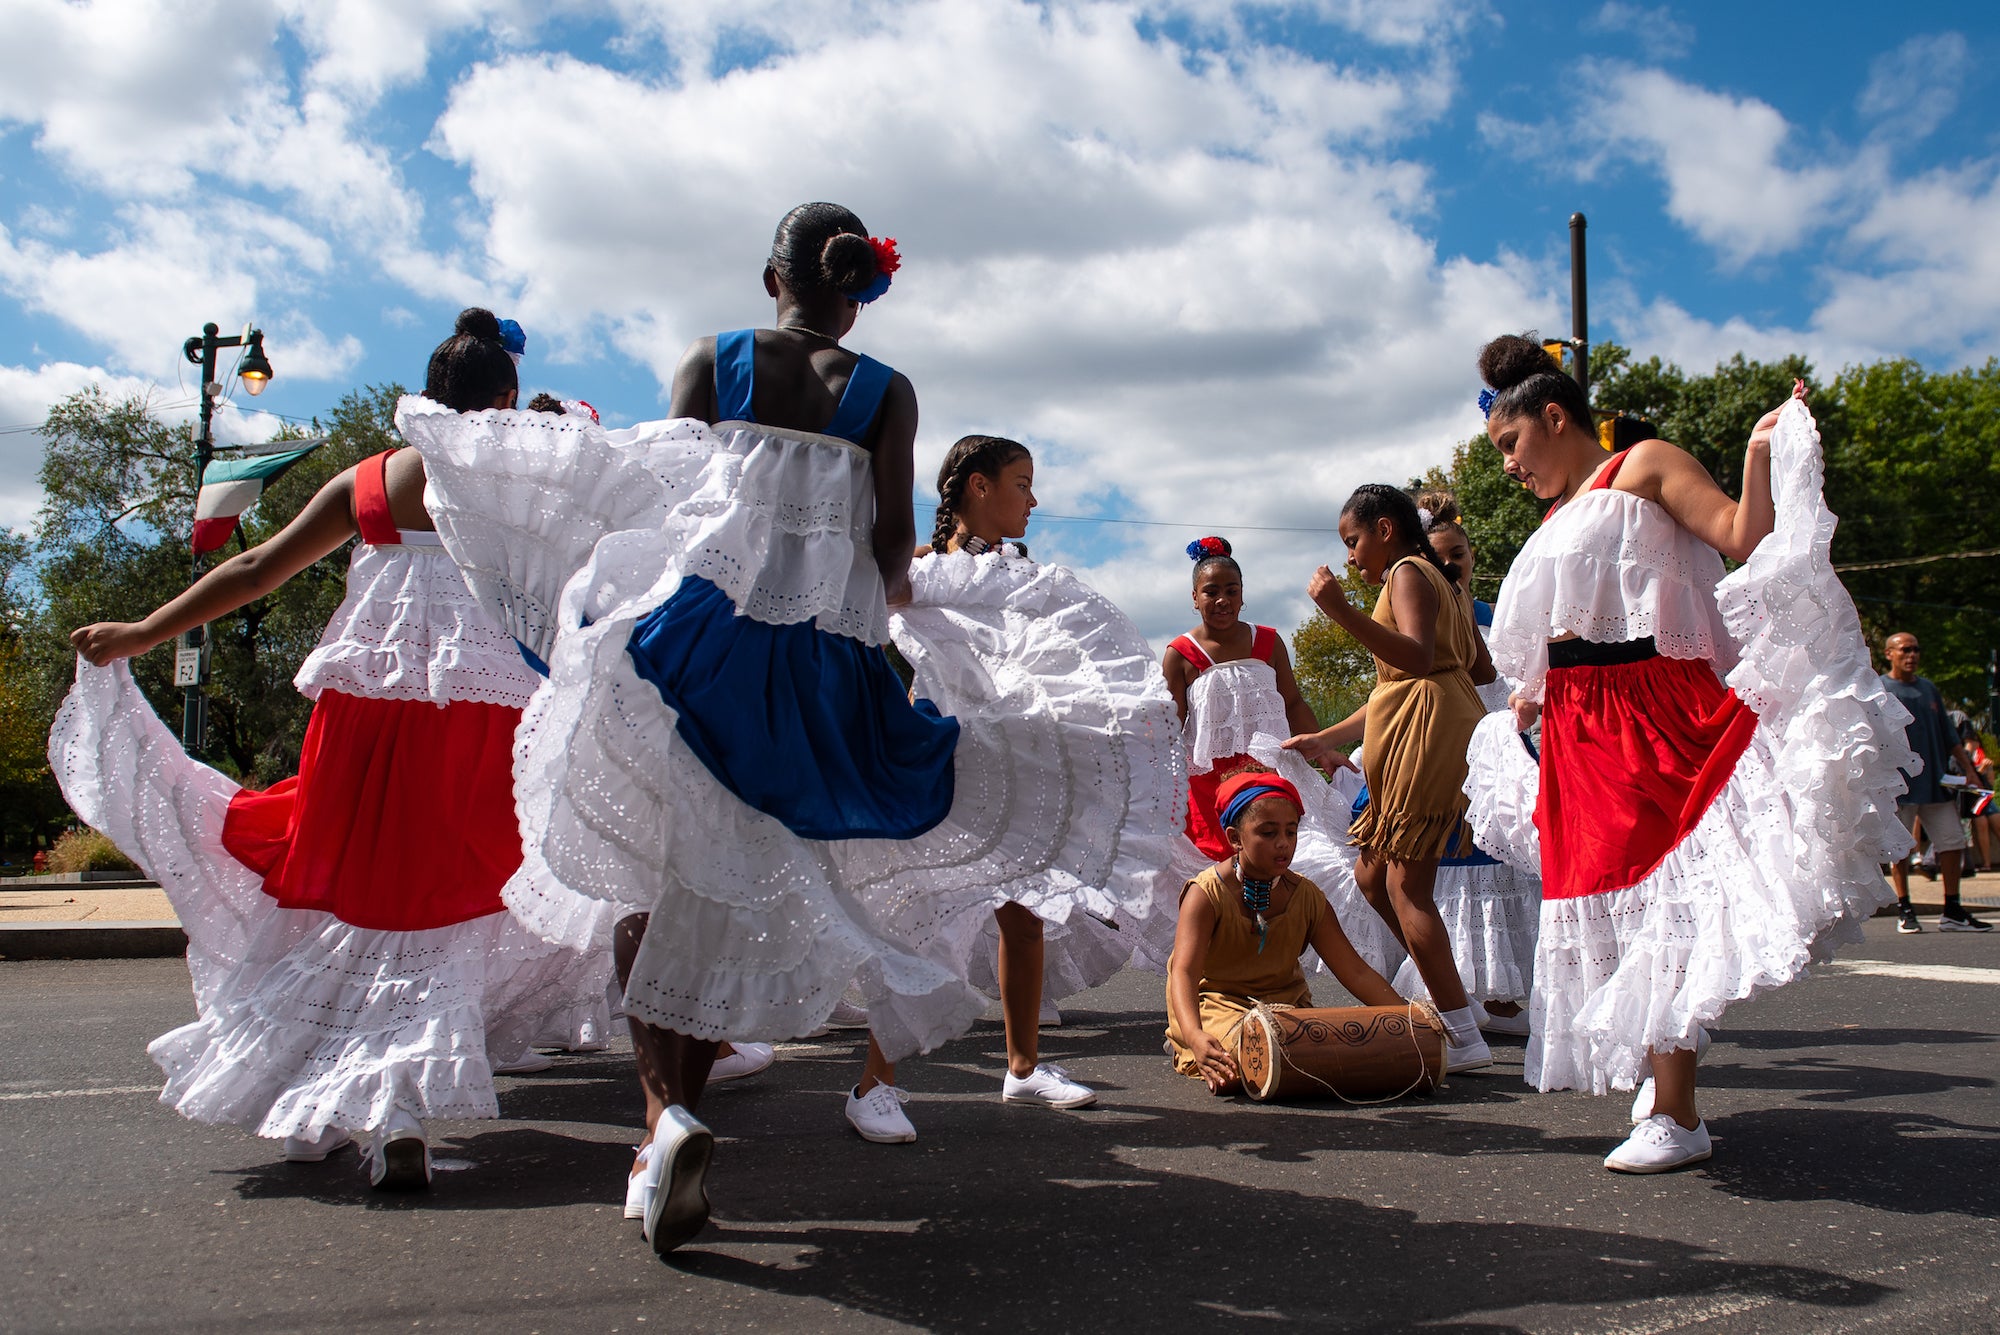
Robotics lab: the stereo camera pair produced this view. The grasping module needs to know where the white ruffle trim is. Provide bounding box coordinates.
[149,908,609,1140]
[1391,860,1540,1005]
[1185,658,1290,773]
[1488,489,1736,702]
[1463,710,1543,875]
[397,395,697,666]
[509,528,1196,1061]
[47,658,610,1138]
[295,541,540,709]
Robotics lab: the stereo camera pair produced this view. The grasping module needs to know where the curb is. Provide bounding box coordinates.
[0,922,188,960]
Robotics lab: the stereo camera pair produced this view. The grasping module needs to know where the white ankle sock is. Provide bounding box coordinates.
[1438,1005,1481,1046]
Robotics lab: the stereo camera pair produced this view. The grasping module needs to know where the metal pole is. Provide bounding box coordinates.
[181,323,219,751]
[1569,212,1589,395]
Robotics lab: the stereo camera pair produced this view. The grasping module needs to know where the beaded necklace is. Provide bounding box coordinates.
[1234,857,1273,954]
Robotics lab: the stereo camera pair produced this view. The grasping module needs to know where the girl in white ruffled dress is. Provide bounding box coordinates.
[51,310,608,1190]
[839,434,1187,1142]
[1466,334,1914,1172]
[403,203,1177,1254]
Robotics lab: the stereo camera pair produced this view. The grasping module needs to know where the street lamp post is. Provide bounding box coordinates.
[177,322,273,750]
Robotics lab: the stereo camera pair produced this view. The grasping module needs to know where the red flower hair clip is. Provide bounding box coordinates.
[869,236,901,275]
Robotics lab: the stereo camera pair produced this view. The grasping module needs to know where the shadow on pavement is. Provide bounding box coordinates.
[1704,1107,2000,1218]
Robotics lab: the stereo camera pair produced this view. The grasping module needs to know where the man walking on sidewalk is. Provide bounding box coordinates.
[1881,632,1990,933]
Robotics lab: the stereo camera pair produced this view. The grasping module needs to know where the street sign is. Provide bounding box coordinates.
[174,643,204,687]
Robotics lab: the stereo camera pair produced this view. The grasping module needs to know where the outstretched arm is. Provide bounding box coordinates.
[1309,562,1439,677]
[1167,888,1238,1092]
[1624,405,1780,562]
[72,467,362,665]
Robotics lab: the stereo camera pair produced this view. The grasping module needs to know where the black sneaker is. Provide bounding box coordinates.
[1896,907,1923,934]
[1939,907,1993,933]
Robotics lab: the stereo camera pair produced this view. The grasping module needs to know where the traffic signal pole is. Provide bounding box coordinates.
[1570,212,1589,394]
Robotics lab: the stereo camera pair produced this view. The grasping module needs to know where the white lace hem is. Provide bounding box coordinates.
[1463,710,1544,875]
[1391,860,1540,1005]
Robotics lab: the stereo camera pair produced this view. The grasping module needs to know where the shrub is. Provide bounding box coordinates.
[45,827,138,874]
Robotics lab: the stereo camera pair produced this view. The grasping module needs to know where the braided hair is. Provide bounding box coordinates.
[424,308,518,412]
[1341,484,1462,585]
[1187,535,1241,588]
[1478,332,1593,435]
[771,202,880,301]
[932,434,1032,552]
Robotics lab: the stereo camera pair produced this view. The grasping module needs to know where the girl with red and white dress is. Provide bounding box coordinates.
[51,310,608,1191]
[1158,540,1403,979]
[1465,334,1913,1172]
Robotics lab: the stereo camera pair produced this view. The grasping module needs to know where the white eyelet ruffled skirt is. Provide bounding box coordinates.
[48,660,611,1141]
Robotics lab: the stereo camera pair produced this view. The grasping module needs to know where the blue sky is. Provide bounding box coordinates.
[3,1,1997,640]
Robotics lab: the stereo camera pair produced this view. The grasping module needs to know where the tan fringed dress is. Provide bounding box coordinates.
[1346,555,1484,861]
[1166,863,1327,1079]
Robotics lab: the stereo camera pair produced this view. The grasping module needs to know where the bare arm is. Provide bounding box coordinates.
[1308,562,1438,677]
[1307,908,1401,1007]
[1162,646,1192,726]
[1166,885,1237,1092]
[668,337,719,422]
[869,372,919,607]
[72,468,362,664]
[1282,703,1365,770]
[1268,638,1322,735]
[1465,600,1497,686]
[1620,410,1778,563]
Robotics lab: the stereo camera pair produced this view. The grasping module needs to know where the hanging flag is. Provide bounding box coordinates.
[191,441,325,554]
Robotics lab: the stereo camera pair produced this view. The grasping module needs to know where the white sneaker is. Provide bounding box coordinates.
[280,1126,352,1163]
[1629,1027,1712,1122]
[1038,999,1063,1027]
[1605,1114,1712,1173]
[844,1083,917,1143]
[366,1108,430,1191]
[644,1105,713,1255]
[624,1140,661,1221]
[708,1042,775,1083]
[1478,1006,1531,1037]
[1445,1034,1493,1073]
[491,1050,555,1075]
[1002,1062,1096,1108]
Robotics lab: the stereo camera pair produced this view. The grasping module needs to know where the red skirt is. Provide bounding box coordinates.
[221,690,525,932]
[1185,757,1251,863]
[1536,647,1757,901]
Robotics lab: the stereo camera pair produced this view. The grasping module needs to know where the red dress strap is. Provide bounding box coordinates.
[1250,625,1279,662]
[353,451,401,546]
[1169,635,1213,674]
[1589,449,1632,491]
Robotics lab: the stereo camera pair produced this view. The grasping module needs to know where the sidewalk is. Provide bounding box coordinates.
[0,876,185,959]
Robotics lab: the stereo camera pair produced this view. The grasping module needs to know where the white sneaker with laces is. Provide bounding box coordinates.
[813,986,871,1035]
[366,1107,430,1191]
[624,1139,661,1221]
[1038,999,1063,1027]
[491,1050,555,1075]
[1605,1114,1712,1173]
[644,1105,713,1255]
[1445,1034,1493,1073]
[1478,1007,1531,1037]
[281,1126,352,1163]
[1002,1062,1096,1108]
[844,1083,917,1143]
[708,1042,775,1083]
[1629,1026,1712,1123]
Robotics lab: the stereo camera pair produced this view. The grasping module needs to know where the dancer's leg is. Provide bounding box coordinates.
[1384,859,1469,1013]
[1354,852,1408,950]
[1647,1046,1700,1131]
[616,913,718,1135]
[995,902,1044,1078]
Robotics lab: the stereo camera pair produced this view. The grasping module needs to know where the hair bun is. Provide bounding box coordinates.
[1478,332,1560,393]
[1416,490,1462,527]
[455,307,503,341]
[1185,535,1233,561]
[821,232,877,295]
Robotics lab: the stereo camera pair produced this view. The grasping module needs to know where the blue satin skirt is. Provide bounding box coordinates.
[626,577,959,841]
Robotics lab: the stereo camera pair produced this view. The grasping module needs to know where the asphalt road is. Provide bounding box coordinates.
[2,915,1995,1334]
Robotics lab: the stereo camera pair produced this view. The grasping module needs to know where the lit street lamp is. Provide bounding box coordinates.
[177,322,274,750]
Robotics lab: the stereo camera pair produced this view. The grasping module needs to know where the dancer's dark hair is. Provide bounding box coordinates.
[1188,536,1241,589]
[771,202,878,300]
[525,392,566,414]
[1341,484,1462,585]
[932,434,1032,552]
[1478,332,1593,436]
[1416,489,1468,544]
[424,308,518,413]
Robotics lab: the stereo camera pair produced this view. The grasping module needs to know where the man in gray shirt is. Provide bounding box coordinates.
[1881,633,1988,932]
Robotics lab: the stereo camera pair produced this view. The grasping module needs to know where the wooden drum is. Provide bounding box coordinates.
[1233,1002,1447,1103]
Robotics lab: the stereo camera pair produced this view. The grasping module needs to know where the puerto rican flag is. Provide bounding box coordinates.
[191,441,325,554]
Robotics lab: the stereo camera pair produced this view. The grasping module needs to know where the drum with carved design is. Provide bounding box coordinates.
[1233,1002,1446,1102]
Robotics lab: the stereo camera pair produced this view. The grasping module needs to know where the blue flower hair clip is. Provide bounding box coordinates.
[1477,387,1498,417]
[498,318,527,365]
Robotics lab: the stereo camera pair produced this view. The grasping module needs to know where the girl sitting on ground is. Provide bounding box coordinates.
[1167,770,1404,1094]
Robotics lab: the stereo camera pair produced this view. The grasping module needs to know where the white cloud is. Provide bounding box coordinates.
[1589,3,1693,59]
[1857,32,1969,144]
